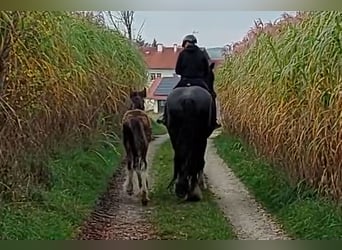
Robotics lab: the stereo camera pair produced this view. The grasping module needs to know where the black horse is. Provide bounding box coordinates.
[165,62,216,201]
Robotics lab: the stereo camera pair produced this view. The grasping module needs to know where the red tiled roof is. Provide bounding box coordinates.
[140,46,224,70]
[140,46,182,69]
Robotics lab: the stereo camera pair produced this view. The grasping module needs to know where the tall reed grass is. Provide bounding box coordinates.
[217,11,342,202]
[0,11,147,201]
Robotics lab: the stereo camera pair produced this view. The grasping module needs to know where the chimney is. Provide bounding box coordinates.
[157,43,163,52]
[173,43,177,52]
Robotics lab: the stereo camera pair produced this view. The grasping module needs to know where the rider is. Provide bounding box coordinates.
[157,34,221,129]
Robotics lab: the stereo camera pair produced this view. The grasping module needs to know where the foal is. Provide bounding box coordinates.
[122,89,152,205]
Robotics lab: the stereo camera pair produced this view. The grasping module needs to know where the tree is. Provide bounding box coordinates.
[151,38,157,47]
[135,34,145,47]
[71,11,106,28]
[104,11,145,42]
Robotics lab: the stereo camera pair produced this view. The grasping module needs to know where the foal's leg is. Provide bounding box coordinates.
[140,156,149,206]
[136,158,143,189]
[125,155,134,196]
[123,127,134,196]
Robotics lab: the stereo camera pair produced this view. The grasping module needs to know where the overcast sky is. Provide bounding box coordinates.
[132,11,297,47]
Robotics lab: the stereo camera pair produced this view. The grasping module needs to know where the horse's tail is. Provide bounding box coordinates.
[180,98,197,140]
[123,121,137,159]
[123,117,147,161]
[180,98,198,172]
[166,98,197,189]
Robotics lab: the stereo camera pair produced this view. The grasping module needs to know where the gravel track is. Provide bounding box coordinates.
[76,135,168,240]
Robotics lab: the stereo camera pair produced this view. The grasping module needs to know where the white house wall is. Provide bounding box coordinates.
[145,69,178,113]
[153,101,159,113]
[147,69,176,83]
[144,98,154,112]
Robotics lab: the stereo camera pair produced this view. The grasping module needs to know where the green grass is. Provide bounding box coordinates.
[214,132,342,240]
[149,140,236,240]
[0,137,122,240]
[151,119,167,136]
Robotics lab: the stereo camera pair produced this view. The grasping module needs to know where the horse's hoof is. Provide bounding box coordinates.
[175,188,187,199]
[187,185,202,201]
[175,190,187,200]
[141,191,149,206]
[186,194,201,202]
[186,191,202,202]
[199,180,207,190]
[141,199,148,206]
[175,181,189,199]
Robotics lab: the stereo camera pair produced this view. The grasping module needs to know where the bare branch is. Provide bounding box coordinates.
[136,19,145,39]
[105,11,120,31]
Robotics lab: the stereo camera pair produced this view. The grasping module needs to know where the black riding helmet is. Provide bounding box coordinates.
[181,34,197,47]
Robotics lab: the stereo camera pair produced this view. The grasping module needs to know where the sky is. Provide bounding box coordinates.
[132,11,297,48]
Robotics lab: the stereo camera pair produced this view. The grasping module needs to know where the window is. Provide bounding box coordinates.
[156,73,162,78]
[150,73,156,81]
[158,100,166,113]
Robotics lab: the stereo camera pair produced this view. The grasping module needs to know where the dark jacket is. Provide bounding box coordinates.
[175,44,209,81]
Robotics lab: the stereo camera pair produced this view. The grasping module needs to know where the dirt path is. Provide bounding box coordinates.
[204,131,290,240]
[76,127,290,240]
[76,134,168,240]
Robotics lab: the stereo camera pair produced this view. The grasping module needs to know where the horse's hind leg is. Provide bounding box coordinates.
[168,150,180,192]
[198,170,207,190]
[187,175,202,202]
[136,160,143,190]
[188,139,207,201]
[125,156,134,196]
[197,139,208,191]
[198,157,207,190]
[140,157,149,206]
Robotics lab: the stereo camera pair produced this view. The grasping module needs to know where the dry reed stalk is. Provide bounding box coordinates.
[217,11,342,202]
[0,11,147,201]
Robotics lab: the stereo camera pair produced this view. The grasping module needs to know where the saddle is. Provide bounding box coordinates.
[176,78,210,93]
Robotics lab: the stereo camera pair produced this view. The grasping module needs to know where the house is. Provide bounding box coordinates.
[140,43,181,111]
[140,43,182,83]
[206,47,225,68]
[140,43,224,113]
[140,43,212,83]
[146,74,180,113]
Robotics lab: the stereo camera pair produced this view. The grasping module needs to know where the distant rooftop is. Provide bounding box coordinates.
[140,43,212,69]
[206,47,225,60]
